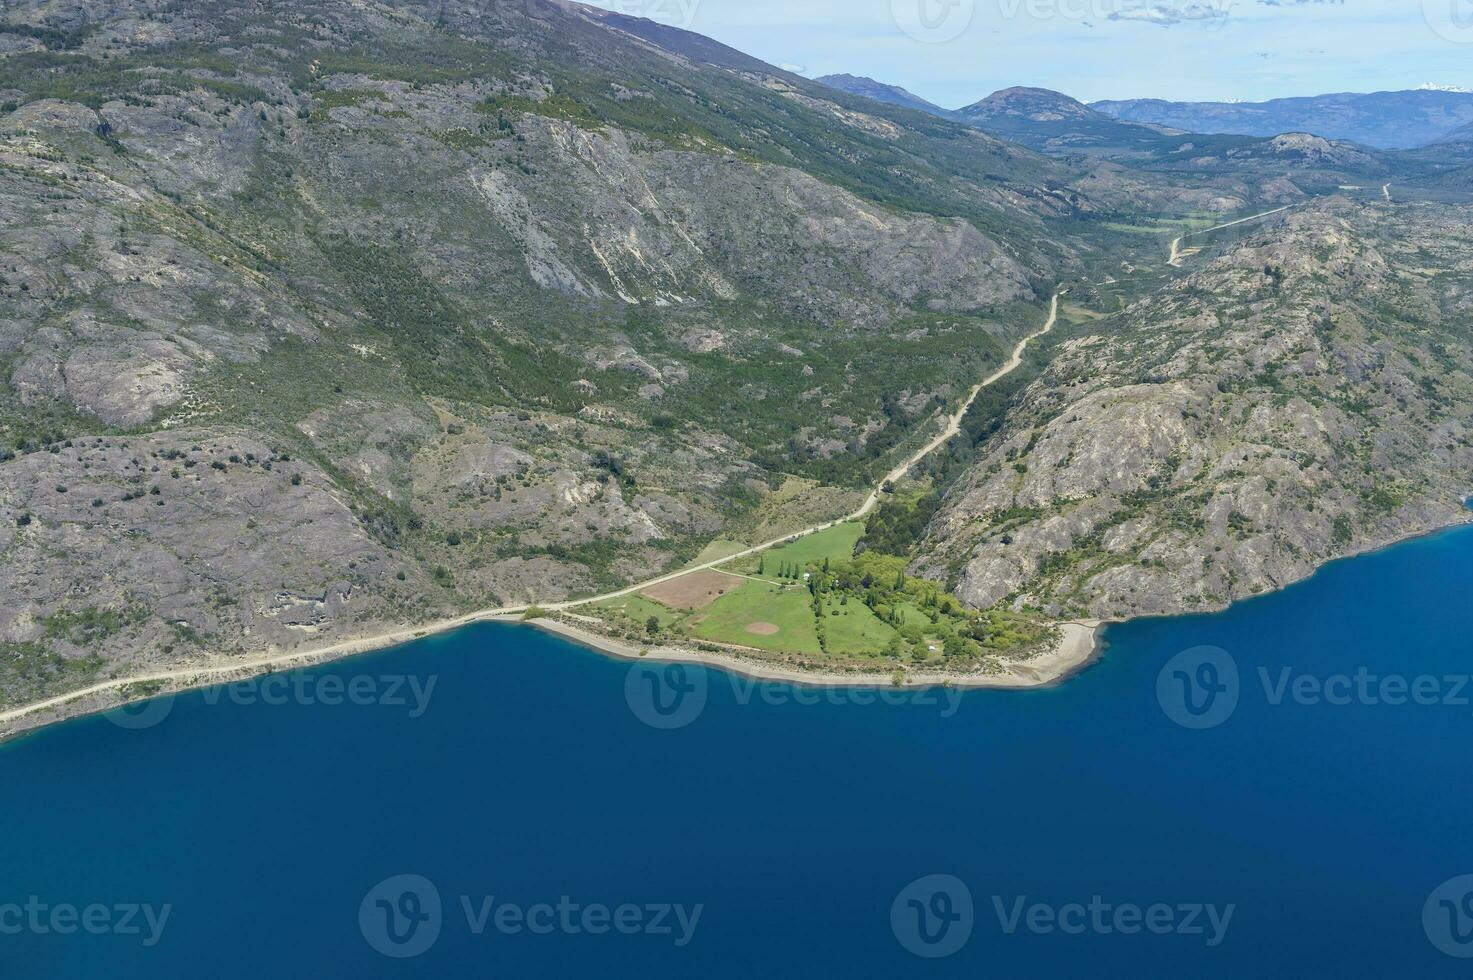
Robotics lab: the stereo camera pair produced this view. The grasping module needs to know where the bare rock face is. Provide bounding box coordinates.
[0,430,438,707]
[457,116,1031,323]
[919,203,1473,620]
[61,338,195,427]
[0,98,99,133]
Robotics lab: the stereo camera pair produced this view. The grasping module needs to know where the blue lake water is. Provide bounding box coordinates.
[4,523,1473,977]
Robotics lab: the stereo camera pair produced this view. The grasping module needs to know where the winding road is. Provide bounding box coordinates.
[1,295,1064,730]
[1168,204,1298,267]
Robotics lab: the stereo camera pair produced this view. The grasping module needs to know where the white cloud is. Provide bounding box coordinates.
[1107,2,1231,26]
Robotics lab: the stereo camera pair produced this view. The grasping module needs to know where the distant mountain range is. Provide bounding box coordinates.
[1092,91,1473,150]
[1433,120,1473,145]
[951,86,1173,154]
[815,76,1473,153]
[815,76,1170,154]
[811,74,948,117]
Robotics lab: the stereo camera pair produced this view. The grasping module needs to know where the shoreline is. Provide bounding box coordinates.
[0,613,1104,743]
[4,508,1471,741]
[524,616,1106,691]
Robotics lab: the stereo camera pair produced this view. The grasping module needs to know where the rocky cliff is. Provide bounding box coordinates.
[918,201,1473,619]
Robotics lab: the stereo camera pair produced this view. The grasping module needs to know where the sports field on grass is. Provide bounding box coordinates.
[690,581,822,654]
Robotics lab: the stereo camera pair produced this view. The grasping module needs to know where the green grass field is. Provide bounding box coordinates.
[591,594,681,630]
[750,523,864,580]
[585,517,1051,664]
[691,581,822,654]
[818,596,899,656]
[890,600,942,630]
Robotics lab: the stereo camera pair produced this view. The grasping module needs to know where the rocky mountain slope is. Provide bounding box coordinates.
[915,200,1473,619]
[1,0,1468,717]
[0,0,1152,708]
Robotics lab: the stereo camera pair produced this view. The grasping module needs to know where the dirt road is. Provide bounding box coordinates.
[1168,205,1298,267]
[1,294,1064,730]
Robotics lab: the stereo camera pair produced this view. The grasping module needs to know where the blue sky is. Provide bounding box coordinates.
[580,0,1473,107]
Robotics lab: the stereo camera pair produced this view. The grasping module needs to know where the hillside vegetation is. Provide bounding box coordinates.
[1,0,1469,711]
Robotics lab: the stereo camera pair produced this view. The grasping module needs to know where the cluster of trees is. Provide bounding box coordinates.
[590,449,635,488]
[793,550,1054,661]
[759,557,810,581]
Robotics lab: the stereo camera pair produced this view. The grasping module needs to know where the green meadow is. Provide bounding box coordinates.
[817,595,899,656]
[747,523,865,580]
[690,582,824,655]
[584,517,1054,665]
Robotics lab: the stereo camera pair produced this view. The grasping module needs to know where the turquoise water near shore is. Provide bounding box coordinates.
[4,523,1473,977]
